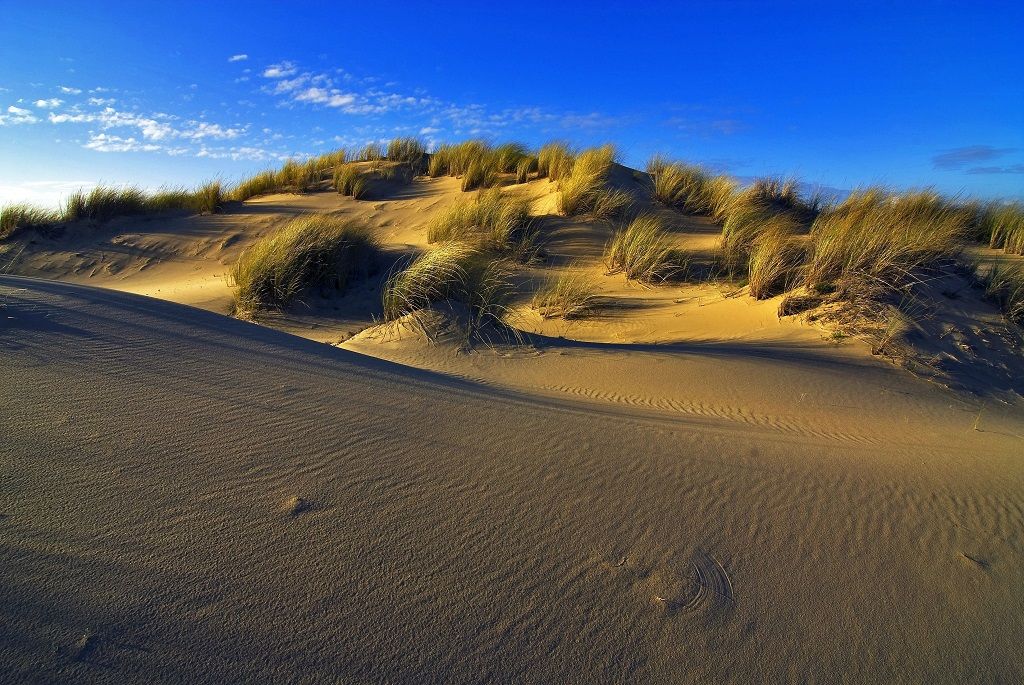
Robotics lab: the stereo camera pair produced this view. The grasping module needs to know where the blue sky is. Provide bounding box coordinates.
[1,1,1021,207]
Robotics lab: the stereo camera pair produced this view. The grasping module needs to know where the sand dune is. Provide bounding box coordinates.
[2,275,1023,682]
[3,163,1024,682]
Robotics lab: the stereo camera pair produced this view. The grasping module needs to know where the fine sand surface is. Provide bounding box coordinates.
[3,277,1024,683]
[3,172,1024,681]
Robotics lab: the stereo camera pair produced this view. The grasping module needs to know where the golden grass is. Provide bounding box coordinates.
[605,215,687,282]
[533,268,599,319]
[334,164,368,199]
[494,143,530,173]
[382,242,514,334]
[426,188,534,258]
[386,138,426,168]
[537,142,574,181]
[805,189,967,291]
[721,207,803,276]
[748,229,806,299]
[647,157,737,220]
[980,202,1024,254]
[230,214,377,316]
[1,181,226,240]
[357,142,384,162]
[558,145,632,219]
[515,156,537,184]
[461,157,498,192]
[0,204,59,239]
[982,262,1024,325]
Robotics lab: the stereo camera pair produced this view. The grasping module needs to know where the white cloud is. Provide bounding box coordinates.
[263,61,297,78]
[0,105,39,125]
[293,87,355,108]
[181,121,245,140]
[88,97,115,106]
[228,54,249,62]
[84,133,161,153]
[419,126,440,135]
[59,85,82,94]
[34,98,64,109]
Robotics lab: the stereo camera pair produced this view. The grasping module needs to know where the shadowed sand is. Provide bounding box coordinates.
[2,275,1023,682]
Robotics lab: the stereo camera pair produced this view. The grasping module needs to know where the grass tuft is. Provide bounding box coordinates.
[382,242,514,335]
[426,188,535,258]
[230,214,377,316]
[0,204,60,239]
[605,215,687,282]
[647,157,737,220]
[537,142,574,181]
[533,268,600,319]
[805,188,967,292]
[558,145,631,219]
[981,262,1024,325]
[386,137,426,170]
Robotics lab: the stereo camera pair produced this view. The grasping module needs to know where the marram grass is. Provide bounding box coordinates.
[231,214,377,316]
[605,215,687,283]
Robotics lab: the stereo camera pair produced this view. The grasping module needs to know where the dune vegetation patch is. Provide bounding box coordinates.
[382,242,515,337]
[230,213,378,317]
[537,142,574,182]
[647,156,737,221]
[981,262,1024,325]
[426,188,536,259]
[557,145,632,219]
[532,268,600,319]
[1,182,225,240]
[604,215,687,283]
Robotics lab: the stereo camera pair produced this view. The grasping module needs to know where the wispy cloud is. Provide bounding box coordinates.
[965,164,1024,175]
[228,54,249,62]
[932,145,1016,170]
[58,85,82,94]
[34,98,64,109]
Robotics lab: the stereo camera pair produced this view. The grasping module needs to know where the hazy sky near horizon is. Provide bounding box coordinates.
[1,1,1021,207]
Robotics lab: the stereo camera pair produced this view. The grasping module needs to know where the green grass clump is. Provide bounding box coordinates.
[461,157,498,192]
[805,188,968,292]
[515,156,537,184]
[63,186,148,222]
[386,137,426,169]
[537,142,574,181]
[558,145,631,219]
[229,170,279,201]
[358,142,384,162]
[428,145,453,177]
[494,142,530,173]
[647,156,737,220]
[191,181,224,214]
[533,268,599,319]
[721,207,803,276]
[427,188,534,257]
[605,215,687,282]
[334,164,368,199]
[231,214,377,315]
[747,228,806,299]
[981,262,1024,325]
[980,202,1024,254]
[382,242,513,334]
[0,204,60,239]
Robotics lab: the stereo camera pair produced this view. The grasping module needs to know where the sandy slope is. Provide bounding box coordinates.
[2,276,1023,683]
